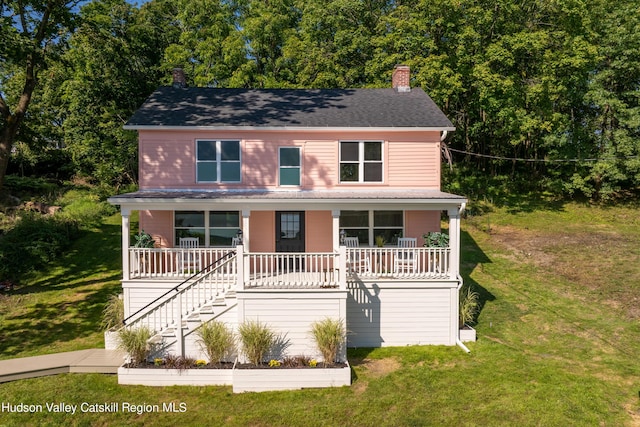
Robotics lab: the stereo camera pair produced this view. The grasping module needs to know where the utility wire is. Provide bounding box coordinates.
[447,147,640,163]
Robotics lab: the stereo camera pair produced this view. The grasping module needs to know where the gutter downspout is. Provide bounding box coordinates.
[455,201,470,353]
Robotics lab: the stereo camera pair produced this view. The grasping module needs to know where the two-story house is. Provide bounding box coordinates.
[108,66,468,363]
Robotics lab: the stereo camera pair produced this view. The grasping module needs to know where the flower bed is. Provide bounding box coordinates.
[232,361,351,393]
[117,360,351,391]
[118,363,234,386]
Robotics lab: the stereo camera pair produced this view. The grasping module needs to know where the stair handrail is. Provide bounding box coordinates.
[122,250,236,327]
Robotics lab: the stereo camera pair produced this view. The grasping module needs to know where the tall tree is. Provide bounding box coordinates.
[0,0,77,189]
[56,0,179,187]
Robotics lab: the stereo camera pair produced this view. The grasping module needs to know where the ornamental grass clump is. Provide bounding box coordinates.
[101,294,124,331]
[195,320,236,366]
[459,285,480,327]
[238,320,275,366]
[118,326,153,367]
[310,318,346,366]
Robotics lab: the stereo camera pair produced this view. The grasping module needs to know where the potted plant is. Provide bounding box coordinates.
[133,230,155,248]
[375,235,386,248]
[101,293,124,350]
[132,230,155,274]
[423,231,449,247]
[459,285,479,342]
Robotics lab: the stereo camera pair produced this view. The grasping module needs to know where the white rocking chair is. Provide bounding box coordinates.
[394,237,417,274]
[178,237,200,274]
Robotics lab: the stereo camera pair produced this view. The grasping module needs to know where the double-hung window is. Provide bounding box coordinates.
[339,210,403,246]
[279,147,301,186]
[175,211,240,246]
[196,140,241,183]
[339,141,383,183]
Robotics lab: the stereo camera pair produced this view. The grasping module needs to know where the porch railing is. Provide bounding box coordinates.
[345,247,451,279]
[123,252,237,353]
[240,249,346,289]
[129,248,235,279]
[127,246,452,285]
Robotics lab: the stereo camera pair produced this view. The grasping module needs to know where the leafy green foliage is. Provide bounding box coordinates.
[0,214,80,282]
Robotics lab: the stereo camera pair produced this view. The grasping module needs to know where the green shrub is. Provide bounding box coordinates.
[195,320,236,365]
[0,213,80,281]
[118,326,153,367]
[238,320,275,366]
[310,318,346,365]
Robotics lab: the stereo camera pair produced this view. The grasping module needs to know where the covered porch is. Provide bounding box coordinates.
[108,188,467,287]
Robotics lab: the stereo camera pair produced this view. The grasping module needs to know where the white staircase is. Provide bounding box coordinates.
[123,252,237,357]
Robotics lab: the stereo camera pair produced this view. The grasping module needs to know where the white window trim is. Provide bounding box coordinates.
[278,146,302,187]
[195,139,242,183]
[339,140,384,183]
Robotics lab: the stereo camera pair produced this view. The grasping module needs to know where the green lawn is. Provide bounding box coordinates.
[1,202,639,426]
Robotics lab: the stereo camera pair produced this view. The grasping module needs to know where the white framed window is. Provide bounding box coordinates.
[196,140,241,183]
[339,210,403,246]
[175,211,240,246]
[279,147,301,186]
[339,141,383,183]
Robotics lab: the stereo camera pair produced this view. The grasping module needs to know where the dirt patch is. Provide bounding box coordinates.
[487,224,640,319]
[351,357,401,394]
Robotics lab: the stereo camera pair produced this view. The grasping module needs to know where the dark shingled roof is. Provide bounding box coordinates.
[125,87,455,129]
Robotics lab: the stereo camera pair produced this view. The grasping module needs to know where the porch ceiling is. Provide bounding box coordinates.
[108,189,467,212]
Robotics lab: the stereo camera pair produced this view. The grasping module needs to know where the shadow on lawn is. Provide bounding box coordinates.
[0,221,123,357]
[460,230,494,324]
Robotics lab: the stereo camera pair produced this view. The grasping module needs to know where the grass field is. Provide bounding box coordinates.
[1,201,639,426]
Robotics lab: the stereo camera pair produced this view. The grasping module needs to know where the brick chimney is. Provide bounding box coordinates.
[172,67,187,88]
[392,65,411,93]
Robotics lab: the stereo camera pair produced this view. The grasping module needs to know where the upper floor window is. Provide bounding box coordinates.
[279,147,301,186]
[340,141,383,183]
[196,140,241,183]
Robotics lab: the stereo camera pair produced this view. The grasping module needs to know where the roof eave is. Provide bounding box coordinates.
[123,125,456,132]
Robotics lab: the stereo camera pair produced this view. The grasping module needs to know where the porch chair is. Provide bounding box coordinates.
[231,236,242,246]
[394,237,417,274]
[344,236,370,275]
[179,237,200,274]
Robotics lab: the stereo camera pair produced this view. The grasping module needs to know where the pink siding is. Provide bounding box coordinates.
[139,210,173,248]
[388,142,440,189]
[306,211,333,252]
[249,211,275,252]
[138,130,441,191]
[405,211,441,247]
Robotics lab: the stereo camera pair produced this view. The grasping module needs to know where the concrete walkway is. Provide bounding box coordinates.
[0,349,125,383]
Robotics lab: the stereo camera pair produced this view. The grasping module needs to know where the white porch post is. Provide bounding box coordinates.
[448,208,461,280]
[242,209,250,251]
[332,210,341,251]
[121,208,131,281]
[236,243,245,291]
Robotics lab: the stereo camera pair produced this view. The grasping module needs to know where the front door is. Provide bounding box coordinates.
[276,211,305,253]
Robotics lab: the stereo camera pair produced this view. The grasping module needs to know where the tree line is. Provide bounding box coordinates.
[1,0,639,200]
